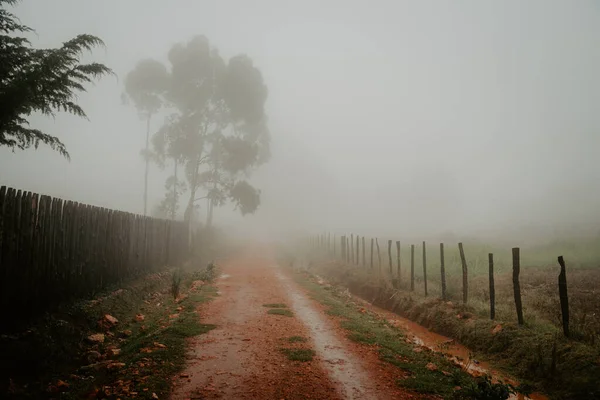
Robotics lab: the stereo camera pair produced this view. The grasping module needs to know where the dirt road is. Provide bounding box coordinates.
[171,249,423,400]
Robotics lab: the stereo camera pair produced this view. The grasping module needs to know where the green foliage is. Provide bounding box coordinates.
[263,303,287,308]
[318,262,600,399]
[230,180,261,215]
[123,58,168,117]
[171,268,182,300]
[123,58,170,215]
[287,336,308,343]
[280,348,315,362]
[267,308,293,317]
[295,274,480,397]
[127,35,270,225]
[453,375,515,400]
[155,174,187,220]
[0,270,215,398]
[191,261,219,283]
[0,0,112,159]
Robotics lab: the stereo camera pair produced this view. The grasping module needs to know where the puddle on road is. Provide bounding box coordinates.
[276,271,380,400]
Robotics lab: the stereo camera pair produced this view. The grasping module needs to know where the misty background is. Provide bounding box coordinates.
[1,0,599,242]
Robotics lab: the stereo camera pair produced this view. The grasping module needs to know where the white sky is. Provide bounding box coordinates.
[1,0,600,241]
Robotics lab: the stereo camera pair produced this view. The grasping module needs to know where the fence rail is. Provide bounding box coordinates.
[0,186,188,329]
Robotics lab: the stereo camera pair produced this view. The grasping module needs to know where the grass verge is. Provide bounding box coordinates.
[1,264,219,399]
[294,272,518,399]
[315,261,600,399]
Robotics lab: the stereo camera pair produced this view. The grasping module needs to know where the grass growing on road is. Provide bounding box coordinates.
[267,308,294,317]
[280,348,316,362]
[263,303,287,308]
[287,335,308,343]
[293,273,487,398]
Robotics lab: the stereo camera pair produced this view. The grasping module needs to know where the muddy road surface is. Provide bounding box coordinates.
[171,249,425,400]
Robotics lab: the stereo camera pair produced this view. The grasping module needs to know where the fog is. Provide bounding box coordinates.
[2,0,600,243]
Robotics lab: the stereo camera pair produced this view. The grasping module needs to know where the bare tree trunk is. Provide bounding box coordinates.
[143,114,151,216]
[206,167,217,228]
[206,199,214,227]
[171,161,177,221]
[184,154,203,249]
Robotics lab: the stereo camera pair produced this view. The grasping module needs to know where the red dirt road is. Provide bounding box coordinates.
[171,249,424,400]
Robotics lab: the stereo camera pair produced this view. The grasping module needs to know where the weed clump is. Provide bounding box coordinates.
[192,262,219,283]
[268,308,293,317]
[171,269,183,300]
[263,303,287,308]
[453,375,515,400]
[287,336,307,343]
[280,348,315,362]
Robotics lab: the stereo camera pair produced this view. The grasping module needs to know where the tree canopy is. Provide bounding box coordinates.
[123,58,169,215]
[130,35,270,224]
[0,0,112,159]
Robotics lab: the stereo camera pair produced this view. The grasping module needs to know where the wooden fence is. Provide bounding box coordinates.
[311,233,572,338]
[0,186,188,329]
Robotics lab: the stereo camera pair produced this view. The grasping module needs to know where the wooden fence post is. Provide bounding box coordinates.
[353,235,357,264]
[396,241,401,281]
[346,236,351,263]
[356,235,359,265]
[370,238,374,269]
[489,253,495,320]
[388,240,393,275]
[558,256,569,337]
[333,234,336,257]
[410,244,415,291]
[0,186,6,270]
[351,234,355,264]
[440,243,446,301]
[375,238,381,272]
[458,242,468,304]
[362,237,366,267]
[512,247,524,325]
[422,241,428,296]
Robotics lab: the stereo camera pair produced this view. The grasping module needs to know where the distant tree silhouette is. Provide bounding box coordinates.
[127,35,270,226]
[123,59,169,215]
